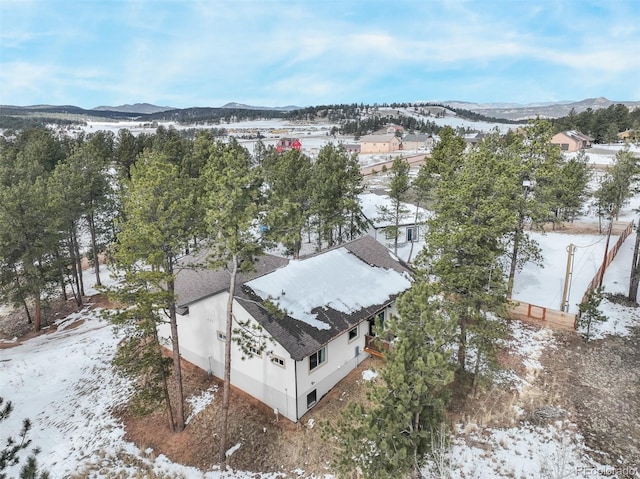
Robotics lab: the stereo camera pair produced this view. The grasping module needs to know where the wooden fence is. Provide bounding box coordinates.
[508,301,576,331]
[581,220,634,304]
[509,220,634,330]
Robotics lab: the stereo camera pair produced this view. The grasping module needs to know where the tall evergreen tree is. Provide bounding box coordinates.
[310,144,366,249]
[377,157,411,255]
[263,149,313,258]
[325,281,456,478]
[200,139,264,463]
[112,150,197,432]
[417,136,512,374]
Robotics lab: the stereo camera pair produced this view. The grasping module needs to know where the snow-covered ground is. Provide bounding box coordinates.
[2,227,637,478]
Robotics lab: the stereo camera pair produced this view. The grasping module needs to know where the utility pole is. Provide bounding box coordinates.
[561,243,576,312]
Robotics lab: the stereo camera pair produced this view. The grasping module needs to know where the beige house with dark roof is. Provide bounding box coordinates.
[550,131,593,152]
[359,133,402,153]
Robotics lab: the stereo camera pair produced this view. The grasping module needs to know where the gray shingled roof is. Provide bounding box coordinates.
[174,249,288,307]
[240,235,412,360]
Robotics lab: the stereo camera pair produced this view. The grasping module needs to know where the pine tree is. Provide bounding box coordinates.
[377,157,411,255]
[577,288,607,341]
[200,139,264,463]
[417,135,512,375]
[310,144,366,249]
[0,397,49,479]
[324,281,456,478]
[111,150,197,432]
[108,277,174,422]
[263,149,313,258]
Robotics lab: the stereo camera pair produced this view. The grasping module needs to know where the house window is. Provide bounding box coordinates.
[307,390,317,408]
[406,226,417,242]
[271,355,285,368]
[376,310,385,330]
[309,346,327,371]
[216,331,227,341]
[348,326,358,342]
[561,143,569,151]
[248,343,262,357]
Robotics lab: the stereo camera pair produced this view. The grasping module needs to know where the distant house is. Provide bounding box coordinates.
[342,143,361,155]
[402,133,434,151]
[359,134,402,154]
[386,124,404,135]
[463,132,489,149]
[617,129,637,143]
[158,236,412,423]
[276,138,301,153]
[550,131,593,152]
[359,192,429,248]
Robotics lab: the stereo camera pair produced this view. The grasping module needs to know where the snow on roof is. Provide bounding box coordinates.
[359,192,430,228]
[245,247,411,330]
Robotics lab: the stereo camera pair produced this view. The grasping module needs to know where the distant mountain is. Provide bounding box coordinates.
[437,97,640,121]
[92,103,174,114]
[220,102,302,112]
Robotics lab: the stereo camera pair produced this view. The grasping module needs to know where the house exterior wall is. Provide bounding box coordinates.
[295,320,370,419]
[367,224,426,248]
[403,137,434,151]
[360,136,401,153]
[550,132,580,152]
[157,292,298,422]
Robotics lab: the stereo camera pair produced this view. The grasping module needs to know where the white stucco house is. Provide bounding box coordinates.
[158,236,412,423]
[359,192,430,249]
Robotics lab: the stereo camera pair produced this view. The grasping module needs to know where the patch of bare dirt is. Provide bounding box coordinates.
[535,219,631,235]
[539,327,640,476]
[120,357,380,477]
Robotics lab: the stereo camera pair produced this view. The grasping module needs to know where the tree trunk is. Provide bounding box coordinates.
[154,325,175,430]
[472,349,482,397]
[457,319,467,372]
[394,201,400,256]
[407,202,421,264]
[220,256,238,464]
[628,222,640,303]
[507,225,522,298]
[68,228,82,306]
[55,249,68,301]
[72,227,85,297]
[167,258,185,432]
[88,213,102,287]
[33,291,42,332]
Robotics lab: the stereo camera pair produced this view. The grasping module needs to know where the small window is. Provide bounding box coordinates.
[271,355,285,368]
[309,346,327,371]
[348,326,358,342]
[216,331,227,341]
[248,343,262,357]
[406,226,417,242]
[307,390,317,408]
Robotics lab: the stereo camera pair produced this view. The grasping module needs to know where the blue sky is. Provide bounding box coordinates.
[1,0,639,109]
